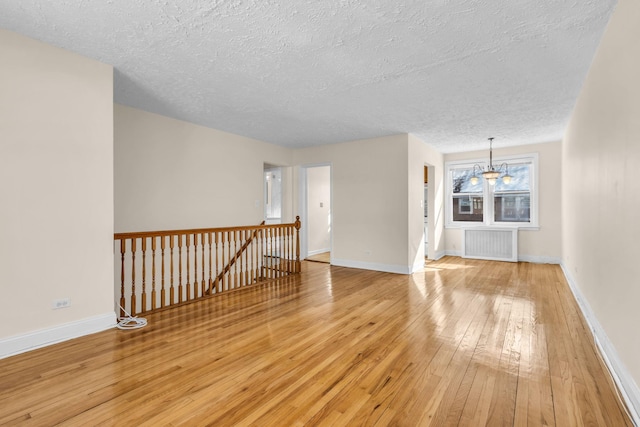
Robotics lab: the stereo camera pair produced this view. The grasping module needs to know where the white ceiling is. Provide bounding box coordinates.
[0,1,616,152]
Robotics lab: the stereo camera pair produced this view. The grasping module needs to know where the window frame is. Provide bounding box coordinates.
[445,153,539,229]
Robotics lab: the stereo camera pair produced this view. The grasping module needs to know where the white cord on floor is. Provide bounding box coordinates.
[117,305,147,330]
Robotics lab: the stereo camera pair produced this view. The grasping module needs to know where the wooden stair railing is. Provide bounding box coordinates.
[114,217,301,317]
[210,221,265,294]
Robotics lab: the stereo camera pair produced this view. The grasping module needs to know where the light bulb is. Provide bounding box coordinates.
[487,178,497,186]
[470,176,479,185]
[502,174,512,184]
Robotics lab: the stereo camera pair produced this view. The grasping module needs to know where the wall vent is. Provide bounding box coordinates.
[462,228,518,262]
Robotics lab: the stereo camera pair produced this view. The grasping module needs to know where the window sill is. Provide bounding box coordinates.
[445,223,539,231]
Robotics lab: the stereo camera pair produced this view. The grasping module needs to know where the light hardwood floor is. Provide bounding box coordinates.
[306,251,330,264]
[0,257,632,426]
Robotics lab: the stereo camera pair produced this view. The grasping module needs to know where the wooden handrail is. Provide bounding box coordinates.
[114,222,295,240]
[114,218,301,316]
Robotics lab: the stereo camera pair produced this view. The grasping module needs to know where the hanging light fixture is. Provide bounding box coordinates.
[469,137,512,186]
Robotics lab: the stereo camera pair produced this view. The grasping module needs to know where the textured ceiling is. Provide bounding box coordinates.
[0,0,616,152]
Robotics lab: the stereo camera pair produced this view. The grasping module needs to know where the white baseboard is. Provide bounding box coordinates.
[331,258,411,275]
[433,250,447,260]
[560,263,640,424]
[411,257,425,273]
[307,248,330,256]
[0,312,117,360]
[443,251,561,265]
[518,255,562,264]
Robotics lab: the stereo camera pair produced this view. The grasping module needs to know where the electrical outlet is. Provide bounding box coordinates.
[52,298,71,309]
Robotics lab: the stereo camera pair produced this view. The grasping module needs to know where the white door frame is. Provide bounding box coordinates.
[298,163,332,261]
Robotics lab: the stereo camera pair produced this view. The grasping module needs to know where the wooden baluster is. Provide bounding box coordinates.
[257,228,265,280]
[178,234,183,303]
[231,230,237,288]
[235,230,241,287]
[186,234,191,301]
[271,228,276,279]
[170,235,175,304]
[267,228,272,280]
[201,233,206,297]
[253,229,259,283]
[256,228,264,281]
[295,216,301,273]
[261,229,266,281]
[244,230,255,285]
[191,233,196,300]
[262,228,267,280]
[223,231,229,291]
[161,236,166,308]
[240,230,249,286]
[240,230,244,285]
[290,225,294,272]
[245,229,250,285]
[287,226,292,273]
[284,226,289,274]
[279,227,284,276]
[237,230,242,287]
[251,229,256,283]
[151,237,157,311]
[131,238,137,316]
[233,230,240,288]
[215,232,220,293]
[119,239,126,317]
[227,231,232,290]
[277,227,282,278]
[238,230,243,287]
[220,231,225,291]
[271,228,278,279]
[141,237,147,312]
[274,227,279,279]
[208,232,212,294]
[289,225,293,273]
[279,227,287,277]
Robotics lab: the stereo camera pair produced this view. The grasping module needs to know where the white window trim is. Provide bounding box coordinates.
[445,153,539,229]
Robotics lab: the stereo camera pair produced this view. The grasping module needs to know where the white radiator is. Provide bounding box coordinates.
[462,228,518,262]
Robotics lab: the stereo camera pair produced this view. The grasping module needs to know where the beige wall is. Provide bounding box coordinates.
[0,30,114,349]
[563,0,640,408]
[306,166,331,254]
[114,105,294,232]
[443,141,562,262]
[408,134,445,266]
[294,135,411,272]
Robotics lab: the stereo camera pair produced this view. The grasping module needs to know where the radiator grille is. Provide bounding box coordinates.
[462,228,518,262]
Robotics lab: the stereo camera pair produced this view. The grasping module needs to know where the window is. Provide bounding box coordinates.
[446,154,538,228]
[451,167,484,222]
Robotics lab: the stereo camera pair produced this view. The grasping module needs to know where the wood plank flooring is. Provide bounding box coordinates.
[306,251,330,264]
[0,257,633,426]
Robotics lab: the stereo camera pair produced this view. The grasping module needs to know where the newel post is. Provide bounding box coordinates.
[294,216,301,273]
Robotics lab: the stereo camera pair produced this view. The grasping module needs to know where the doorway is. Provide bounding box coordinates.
[424,165,429,260]
[300,164,332,263]
[264,165,282,224]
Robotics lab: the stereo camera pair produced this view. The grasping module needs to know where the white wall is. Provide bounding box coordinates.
[0,30,115,356]
[408,134,445,267]
[443,141,562,263]
[114,105,294,232]
[306,166,331,255]
[294,135,410,273]
[562,0,640,415]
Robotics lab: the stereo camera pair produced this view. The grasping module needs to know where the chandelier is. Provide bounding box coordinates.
[470,137,512,186]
